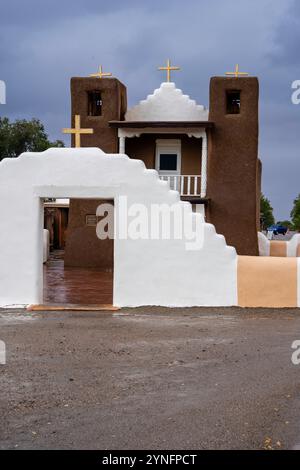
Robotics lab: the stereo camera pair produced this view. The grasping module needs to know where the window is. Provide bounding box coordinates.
[159,154,178,171]
[226,90,241,114]
[87,91,102,116]
[155,140,181,175]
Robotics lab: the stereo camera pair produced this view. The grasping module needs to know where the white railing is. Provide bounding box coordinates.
[159,175,201,197]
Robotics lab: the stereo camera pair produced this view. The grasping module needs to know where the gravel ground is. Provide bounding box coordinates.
[1,306,300,450]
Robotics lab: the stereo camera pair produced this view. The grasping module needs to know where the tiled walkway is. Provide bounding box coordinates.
[43,250,113,305]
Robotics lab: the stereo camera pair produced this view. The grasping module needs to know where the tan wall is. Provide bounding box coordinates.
[270,241,287,257]
[125,134,202,174]
[260,238,300,258]
[64,199,113,269]
[238,256,298,308]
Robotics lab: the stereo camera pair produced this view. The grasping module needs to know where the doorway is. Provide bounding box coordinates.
[43,197,114,306]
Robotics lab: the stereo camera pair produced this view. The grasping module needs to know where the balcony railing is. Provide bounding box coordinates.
[159,175,201,197]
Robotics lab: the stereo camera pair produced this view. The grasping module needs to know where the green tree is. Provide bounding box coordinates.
[260,193,275,230]
[291,194,300,231]
[0,117,64,161]
[277,220,293,230]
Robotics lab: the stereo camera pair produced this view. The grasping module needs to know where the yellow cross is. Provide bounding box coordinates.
[89,65,112,79]
[225,64,249,78]
[62,115,94,148]
[158,59,180,82]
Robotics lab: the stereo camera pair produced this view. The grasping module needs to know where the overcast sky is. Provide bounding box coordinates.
[0,0,299,220]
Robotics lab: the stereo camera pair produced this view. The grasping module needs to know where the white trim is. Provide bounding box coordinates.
[118,127,205,139]
[200,132,208,198]
[155,139,181,175]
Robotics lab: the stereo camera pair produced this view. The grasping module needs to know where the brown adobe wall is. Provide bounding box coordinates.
[206,77,259,255]
[65,78,125,269]
[70,77,127,152]
[64,199,113,269]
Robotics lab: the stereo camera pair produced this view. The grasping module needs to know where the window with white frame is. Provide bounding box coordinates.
[155,139,181,175]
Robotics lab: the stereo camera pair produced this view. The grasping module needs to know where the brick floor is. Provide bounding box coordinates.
[43,250,113,305]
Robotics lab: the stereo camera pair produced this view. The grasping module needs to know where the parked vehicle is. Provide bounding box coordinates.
[267,224,288,235]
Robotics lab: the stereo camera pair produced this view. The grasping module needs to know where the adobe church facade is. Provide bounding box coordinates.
[65,64,261,259]
[2,65,300,310]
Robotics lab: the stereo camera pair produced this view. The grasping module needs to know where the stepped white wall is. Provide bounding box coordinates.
[125,82,208,121]
[0,148,237,307]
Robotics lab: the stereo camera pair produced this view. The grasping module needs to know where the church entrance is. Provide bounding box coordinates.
[42,197,114,309]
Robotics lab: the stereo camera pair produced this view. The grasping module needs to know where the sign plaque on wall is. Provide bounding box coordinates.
[86,215,98,226]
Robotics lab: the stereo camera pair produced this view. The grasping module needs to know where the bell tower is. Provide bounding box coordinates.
[70,70,127,152]
[206,73,260,256]
[64,70,127,269]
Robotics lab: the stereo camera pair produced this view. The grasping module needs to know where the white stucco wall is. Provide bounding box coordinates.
[258,232,270,256]
[125,82,208,121]
[287,234,300,257]
[0,148,237,308]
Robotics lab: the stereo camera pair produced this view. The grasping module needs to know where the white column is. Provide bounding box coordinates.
[119,136,126,154]
[200,132,207,198]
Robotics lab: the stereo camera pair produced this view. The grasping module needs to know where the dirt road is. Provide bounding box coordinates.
[1,307,300,449]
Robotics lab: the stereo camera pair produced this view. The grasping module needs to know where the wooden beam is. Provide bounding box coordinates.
[109,120,214,129]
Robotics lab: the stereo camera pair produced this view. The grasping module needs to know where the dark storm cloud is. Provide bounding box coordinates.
[0,0,298,219]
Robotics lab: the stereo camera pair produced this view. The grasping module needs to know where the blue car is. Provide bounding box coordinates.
[267,224,288,235]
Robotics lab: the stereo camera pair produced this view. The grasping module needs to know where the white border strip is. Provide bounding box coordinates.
[298,258,300,307]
